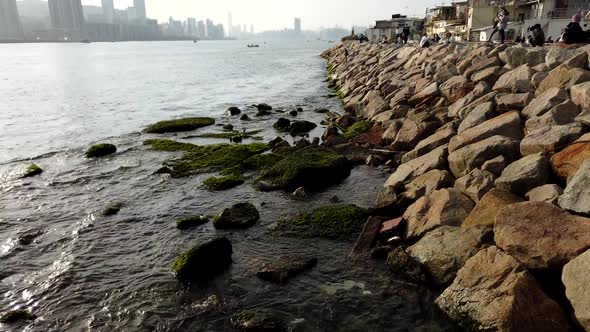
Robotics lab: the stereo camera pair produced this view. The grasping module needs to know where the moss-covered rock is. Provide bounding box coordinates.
[172,237,232,282]
[256,256,318,284]
[213,202,259,229]
[386,247,426,283]
[203,175,245,191]
[144,139,269,177]
[273,118,291,131]
[22,164,43,178]
[274,204,369,240]
[343,121,371,139]
[193,130,262,140]
[85,143,117,158]
[176,216,209,230]
[255,147,351,191]
[230,310,286,331]
[0,310,37,323]
[144,117,215,134]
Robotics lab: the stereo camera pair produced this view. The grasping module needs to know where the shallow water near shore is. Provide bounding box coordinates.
[0,40,457,331]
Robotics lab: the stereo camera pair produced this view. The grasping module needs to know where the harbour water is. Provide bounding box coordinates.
[0,40,457,331]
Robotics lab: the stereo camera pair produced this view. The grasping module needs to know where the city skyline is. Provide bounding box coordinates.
[78,0,434,31]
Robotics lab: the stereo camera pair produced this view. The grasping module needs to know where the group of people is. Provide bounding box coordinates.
[382,25,411,44]
[419,32,455,48]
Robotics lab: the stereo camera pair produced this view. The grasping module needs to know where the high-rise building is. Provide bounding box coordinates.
[0,0,24,40]
[250,24,254,34]
[187,18,197,36]
[197,20,206,39]
[48,0,85,30]
[227,11,232,37]
[133,0,146,20]
[101,0,114,23]
[294,18,301,33]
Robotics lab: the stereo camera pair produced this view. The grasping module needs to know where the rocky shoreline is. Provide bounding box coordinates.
[322,41,590,331]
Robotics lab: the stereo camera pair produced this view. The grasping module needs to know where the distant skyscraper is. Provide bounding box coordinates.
[48,0,85,30]
[187,18,197,36]
[0,0,24,40]
[133,0,146,19]
[250,24,254,34]
[197,20,206,39]
[101,0,114,23]
[294,18,301,33]
[227,11,232,37]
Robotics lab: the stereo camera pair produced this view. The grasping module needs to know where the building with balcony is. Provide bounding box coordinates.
[425,1,469,40]
[366,14,424,42]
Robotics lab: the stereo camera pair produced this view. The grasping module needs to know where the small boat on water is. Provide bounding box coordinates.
[247,44,260,48]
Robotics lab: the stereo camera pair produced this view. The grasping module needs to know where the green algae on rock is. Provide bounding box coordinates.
[85,143,117,158]
[343,121,371,139]
[274,204,369,240]
[172,237,232,282]
[176,216,209,230]
[144,139,269,177]
[255,147,351,191]
[0,310,37,323]
[144,117,215,134]
[22,164,43,178]
[203,175,245,191]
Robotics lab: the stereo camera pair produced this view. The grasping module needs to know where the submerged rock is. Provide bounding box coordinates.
[213,202,259,229]
[256,103,273,111]
[255,147,351,192]
[256,256,317,284]
[172,237,232,282]
[203,175,245,191]
[21,164,43,178]
[274,204,369,240]
[288,120,317,136]
[85,143,117,158]
[0,310,37,324]
[562,249,590,331]
[18,230,44,245]
[176,216,209,230]
[101,202,124,216]
[228,107,242,116]
[386,247,426,283]
[343,121,370,139]
[230,310,286,331]
[273,118,291,131]
[436,246,570,331]
[144,117,215,134]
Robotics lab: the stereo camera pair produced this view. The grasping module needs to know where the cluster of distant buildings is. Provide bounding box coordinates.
[0,0,229,42]
[366,0,589,43]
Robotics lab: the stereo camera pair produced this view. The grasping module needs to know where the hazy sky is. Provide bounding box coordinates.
[82,0,436,31]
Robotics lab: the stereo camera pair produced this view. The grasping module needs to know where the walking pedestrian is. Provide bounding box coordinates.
[488,7,509,43]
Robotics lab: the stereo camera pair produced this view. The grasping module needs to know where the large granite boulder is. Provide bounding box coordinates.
[551,133,590,181]
[408,82,439,106]
[448,111,523,153]
[448,135,520,178]
[495,93,534,110]
[463,56,500,79]
[471,66,505,84]
[457,102,495,134]
[494,202,590,269]
[402,169,455,202]
[403,188,474,240]
[408,226,492,285]
[495,153,550,196]
[401,127,455,163]
[522,87,570,119]
[440,75,471,103]
[463,188,523,228]
[559,160,590,215]
[526,184,563,205]
[493,64,535,93]
[384,145,448,189]
[562,249,590,331]
[454,169,495,202]
[571,81,590,111]
[436,246,570,331]
[520,123,584,156]
[448,81,492,118]
[546,47,581,70]
[524,100,580,132]
[536,67,590,96]
[392,117,440,151]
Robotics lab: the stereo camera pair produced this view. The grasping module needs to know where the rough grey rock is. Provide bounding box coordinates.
[571,81,590,111]
[386,247,426,282]
[440,75,470,103]
[401,127,455,163]
[449,111,523,153]
[403,169,455,202]
[403,188,475,240]
[481,155,508,176]
[559,160,590,215]
[448,135,520,178]
[457,102,496,134]
[520,123,584,156]
[392,117,440,151]
[454,169,496,202]
[384,145,448,190]
[526,184,563,205]
[495,93,534,110]
[213,203,260,229]
[408,226,492,285]
[525,100,581,132]
[493,64,535,93]
[472,66,505,84]
[463,188,523,228]
[494,201,590,269]
[522,87,570,119]
[536,67,590,96]
[436,246,570,331]
[562,249,590,331]
[495,153,550,196]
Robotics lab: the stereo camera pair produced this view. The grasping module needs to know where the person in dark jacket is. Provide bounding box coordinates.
[530,24,545,46]
[562,14,587,44]
[402,25,411,44]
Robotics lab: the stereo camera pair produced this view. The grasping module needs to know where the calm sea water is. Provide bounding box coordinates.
[0,41,457,331]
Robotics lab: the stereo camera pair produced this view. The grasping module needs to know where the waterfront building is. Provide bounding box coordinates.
[366,14,424,41]
[294,17,301,33]
[101,0,114,23]
[424,1,469,40]
[48,0,85,31]
[133,0,146,20]
[0,0,24,41]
